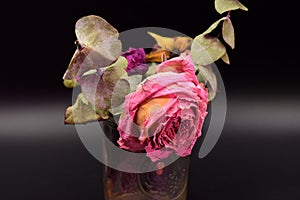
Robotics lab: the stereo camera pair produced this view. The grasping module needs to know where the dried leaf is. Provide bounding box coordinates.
[147,32,192,53]
[75,15,119,47]
[64,93,104,124]
[202,17,227,36]
[215,0,248,14]
[196,65,218,101]
[75,15,122,67]
[222,18,235,49]
[174,36,193,52]
[109,74,143,115]
[63,15,122,81]
[80,56,129,113]
[63,47,92,80]
[125,74,143,93]
[110,79,130,108]
[221,52,230,64]
[108,103,124,115]
[145,63,157,77]
[191,35,226,66]
[63,78,79,88]
[148,32,175,51]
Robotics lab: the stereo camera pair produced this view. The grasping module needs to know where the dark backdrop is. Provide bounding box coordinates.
[1,1,300,199]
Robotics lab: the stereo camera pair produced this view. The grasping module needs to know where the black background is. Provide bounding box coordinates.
[1,0,300,199]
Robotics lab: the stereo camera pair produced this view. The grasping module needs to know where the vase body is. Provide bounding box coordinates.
[103,156,190,200]
[100,118,190,200]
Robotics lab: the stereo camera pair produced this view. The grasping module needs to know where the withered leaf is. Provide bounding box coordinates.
[191,35,226,66]
[215,0,248,14]
[221,52,230,64]
[63,15,122,81]
[222,18,235,49]
[64,93,104,124]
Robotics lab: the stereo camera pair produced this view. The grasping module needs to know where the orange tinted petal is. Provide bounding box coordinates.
[135,97,170,126]
[145,50,171,63]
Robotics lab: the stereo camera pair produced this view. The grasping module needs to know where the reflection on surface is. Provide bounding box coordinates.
[1,97,300,138]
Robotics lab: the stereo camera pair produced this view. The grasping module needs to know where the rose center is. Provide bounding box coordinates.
[135,97,170,126]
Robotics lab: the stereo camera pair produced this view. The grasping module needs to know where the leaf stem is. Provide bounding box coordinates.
[226,11,231,19]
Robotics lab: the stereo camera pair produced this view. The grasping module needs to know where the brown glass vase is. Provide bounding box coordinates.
[100,118,190,200]
[103,156,190,200]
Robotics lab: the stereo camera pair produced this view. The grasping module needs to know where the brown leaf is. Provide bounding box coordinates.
[63,47,92,80]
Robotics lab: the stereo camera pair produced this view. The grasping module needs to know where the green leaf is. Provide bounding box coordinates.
[221,52,230,64]
[145,63,157,77]
[64,93,105,124]
[222,18,235,49]
[191,35,226,66]
[110,79,130,108]
[125,74,143,93]
[202,17,227,36]
[215,0,248,14]
[108,103,124,115]
[196,65,218,101]
[109,74,143,115]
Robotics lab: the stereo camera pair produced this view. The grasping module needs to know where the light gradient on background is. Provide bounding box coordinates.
[1,94,299,140]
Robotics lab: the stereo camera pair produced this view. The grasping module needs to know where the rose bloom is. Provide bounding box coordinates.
[121,47,149,76]
[117,54,208,162]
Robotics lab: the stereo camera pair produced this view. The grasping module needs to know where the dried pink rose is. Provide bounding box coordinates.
[117,55,208,162]
[121,48,148,76]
